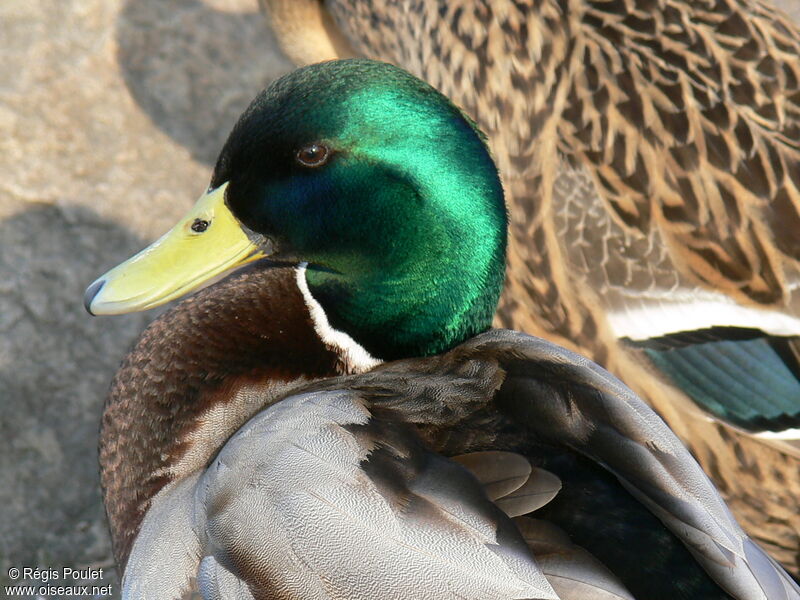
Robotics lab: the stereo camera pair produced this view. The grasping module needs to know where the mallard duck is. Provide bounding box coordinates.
[84,60,799,599]
[259,0,800,571]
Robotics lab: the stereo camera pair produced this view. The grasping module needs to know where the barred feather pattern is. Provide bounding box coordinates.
[261,0,800,571]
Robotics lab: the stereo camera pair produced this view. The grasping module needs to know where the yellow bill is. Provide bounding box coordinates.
[85,182,267,315]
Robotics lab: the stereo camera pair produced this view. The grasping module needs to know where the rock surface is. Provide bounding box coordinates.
[0,1,290,597]
[2,1,799,598]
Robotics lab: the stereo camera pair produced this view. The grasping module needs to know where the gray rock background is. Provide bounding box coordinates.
[1,1,799,598]
[0,1,291,597]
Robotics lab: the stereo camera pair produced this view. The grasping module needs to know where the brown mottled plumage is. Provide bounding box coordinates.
[90,57,800,597]
[108,306,800,598]
[260,0,800,572]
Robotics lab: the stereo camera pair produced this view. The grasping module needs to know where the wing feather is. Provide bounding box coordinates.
[461,329,800,600]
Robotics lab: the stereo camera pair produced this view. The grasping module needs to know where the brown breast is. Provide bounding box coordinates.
[99,262,343,568]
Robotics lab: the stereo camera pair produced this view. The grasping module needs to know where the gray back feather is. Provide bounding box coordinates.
[125,389,558,599]
[121,329,800,600]
[468,330,800,600]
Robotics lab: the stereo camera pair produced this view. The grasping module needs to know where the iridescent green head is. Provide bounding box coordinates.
[86,59,507,360]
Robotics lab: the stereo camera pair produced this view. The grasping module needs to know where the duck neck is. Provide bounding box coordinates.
[99,264,342,569]
[305,196,506,361]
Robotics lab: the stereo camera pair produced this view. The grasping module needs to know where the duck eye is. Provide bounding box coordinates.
[295,143,330,168]
[191,219,210,233]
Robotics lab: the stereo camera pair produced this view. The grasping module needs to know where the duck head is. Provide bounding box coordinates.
[86,59,507,362]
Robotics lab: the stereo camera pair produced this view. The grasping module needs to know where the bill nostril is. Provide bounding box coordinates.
[83,279,106,315]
